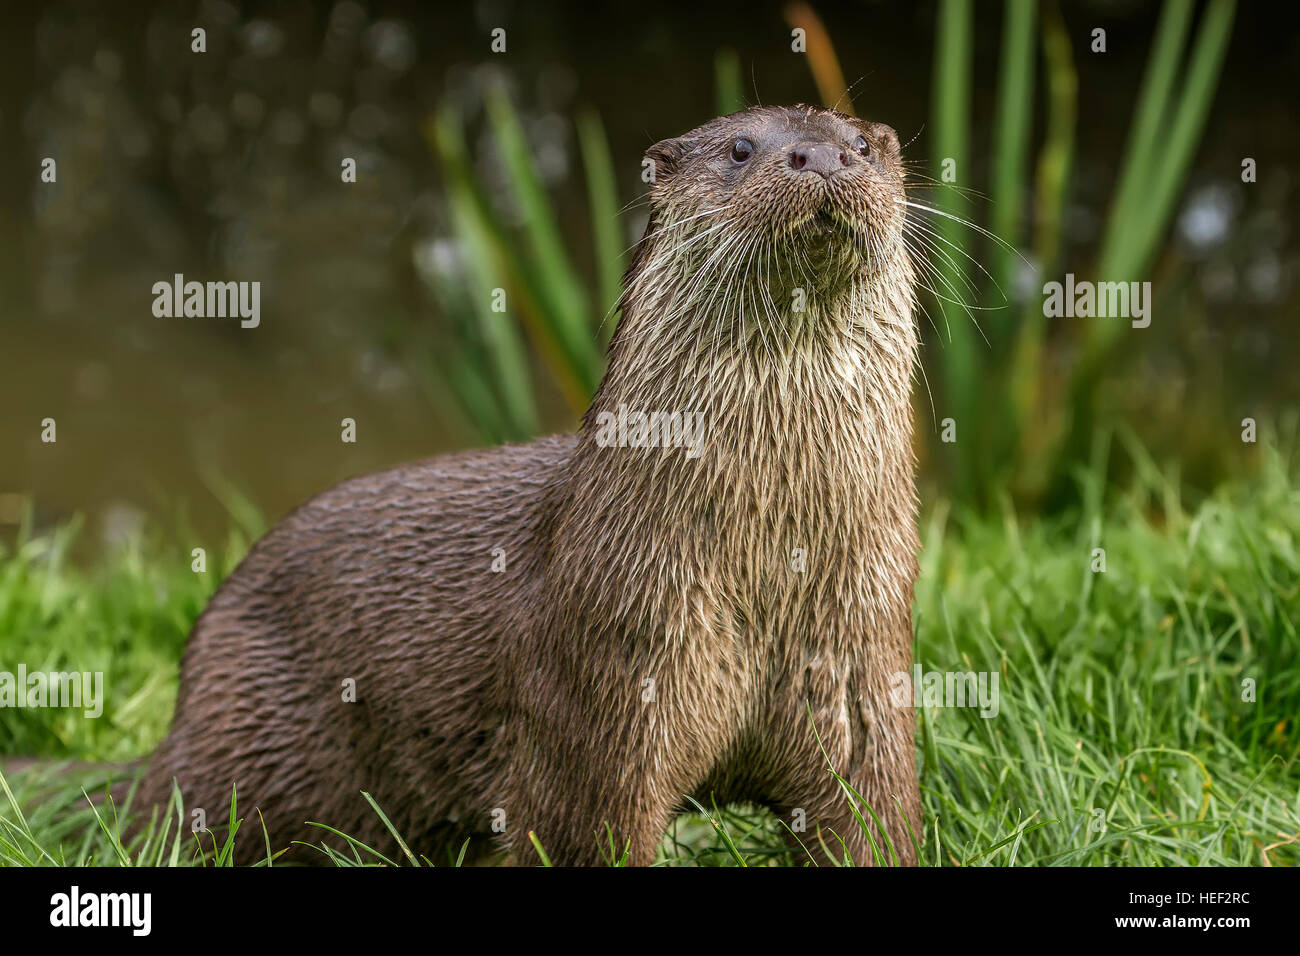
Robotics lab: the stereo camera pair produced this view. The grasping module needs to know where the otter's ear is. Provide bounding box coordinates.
[869,122,902,162]
[644,136,692,186]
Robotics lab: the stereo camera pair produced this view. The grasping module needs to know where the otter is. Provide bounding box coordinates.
[133,104,922,866]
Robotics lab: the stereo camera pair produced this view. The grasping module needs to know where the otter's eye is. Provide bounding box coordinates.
[854,134,870,157]
[731,138,754,163]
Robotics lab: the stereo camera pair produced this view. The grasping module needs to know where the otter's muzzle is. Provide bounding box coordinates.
[789,142,850,179]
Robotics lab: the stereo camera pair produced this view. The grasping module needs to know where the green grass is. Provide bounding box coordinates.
[2,432,1297,865]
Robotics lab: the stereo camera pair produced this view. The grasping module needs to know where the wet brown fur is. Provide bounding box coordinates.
[134,104,922,866]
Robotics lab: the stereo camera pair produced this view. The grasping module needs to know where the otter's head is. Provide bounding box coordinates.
[635,104,908,302]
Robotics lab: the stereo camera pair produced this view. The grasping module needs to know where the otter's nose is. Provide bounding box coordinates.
[789,143,849,178]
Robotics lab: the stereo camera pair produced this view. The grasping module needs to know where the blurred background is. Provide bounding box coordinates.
[1,0,1296,556]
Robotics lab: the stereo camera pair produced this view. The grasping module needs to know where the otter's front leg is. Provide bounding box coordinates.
[764,668,921,866]
[499,668,728,866]
[501,757,676,867]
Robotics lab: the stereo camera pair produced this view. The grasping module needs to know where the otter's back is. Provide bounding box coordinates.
[143,434,573,856]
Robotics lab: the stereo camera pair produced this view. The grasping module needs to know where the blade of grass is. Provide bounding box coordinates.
[298,824,397,866]
[427,105,588,417]
[988,0,1036,328]
[484,83,600,395]
[1007,0,1076,499]
[930,0,977,499]
[785,2,854,114]
[527,830,552,866]
[360,791,420,866]
[575,109,625,346]
[446,183,540,437]
[1102,0,1236,292]
[684,795,748,866]
[1095,0,1196,284]
[713,48,745,115]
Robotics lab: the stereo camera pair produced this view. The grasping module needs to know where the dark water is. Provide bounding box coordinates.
[1,1,1296,554]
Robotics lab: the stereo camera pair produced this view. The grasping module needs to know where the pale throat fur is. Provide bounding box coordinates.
[542,106,921,670]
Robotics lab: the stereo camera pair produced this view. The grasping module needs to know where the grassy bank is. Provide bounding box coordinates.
[2,432,1297,865]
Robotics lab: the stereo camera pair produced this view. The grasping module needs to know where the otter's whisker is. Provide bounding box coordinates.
[896,197,1030,266]
[901,237,992,350]
[903,214,1010,305]
[902,234,1007,342]
[902,229,985,304]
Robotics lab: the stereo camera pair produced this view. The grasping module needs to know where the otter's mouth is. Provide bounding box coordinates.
[801,207,859,250]
[798,208,841,243]
[787,202,869,277]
